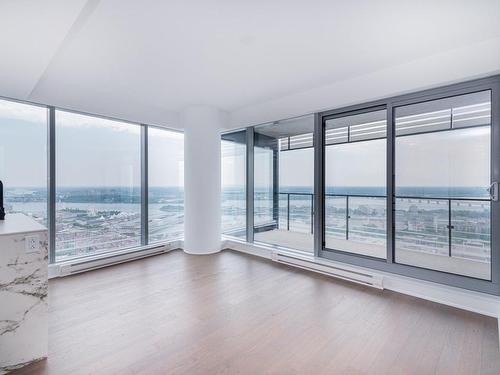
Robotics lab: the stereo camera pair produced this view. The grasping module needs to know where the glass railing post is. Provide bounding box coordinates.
[310,194,314,234]
[287,193,290,231]
[346,195,349,240]
[448,198,452,257]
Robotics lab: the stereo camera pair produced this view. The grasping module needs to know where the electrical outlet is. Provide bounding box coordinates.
[25,235,40,253]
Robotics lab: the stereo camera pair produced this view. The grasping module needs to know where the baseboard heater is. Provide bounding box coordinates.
[55,245,176,277]
[271,251,384,289]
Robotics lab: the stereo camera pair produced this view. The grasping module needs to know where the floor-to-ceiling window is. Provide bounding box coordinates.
[55,110,142,261]
[0,98,184,264]
[0,99,47,226]
[218,76,498,294]
[148,127,184,243]
[221,131,246,239]
[253,115,314,253]
[394,91,492,280]
[317,78,498,294]
[324,109,387,258]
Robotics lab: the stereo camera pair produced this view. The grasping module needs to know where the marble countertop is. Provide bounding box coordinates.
[0,213,47,236]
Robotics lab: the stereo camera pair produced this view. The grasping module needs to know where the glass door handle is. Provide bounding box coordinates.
[487,182,498,201]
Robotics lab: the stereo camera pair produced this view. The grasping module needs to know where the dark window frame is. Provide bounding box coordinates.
[316,75,500,295]
[239,75,500,294]
[0,94,184,264]
[52,110,183,262]
[321,105,388,261]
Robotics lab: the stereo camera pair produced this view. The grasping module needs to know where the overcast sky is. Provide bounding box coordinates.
[231,127,490,189]
[0,100,183,188]
[0,101,47,187]
[0,99,491,190]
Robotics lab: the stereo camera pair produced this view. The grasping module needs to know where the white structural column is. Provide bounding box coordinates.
[182,106,224,254]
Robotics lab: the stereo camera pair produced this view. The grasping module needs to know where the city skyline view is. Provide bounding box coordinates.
[0,90,493,280]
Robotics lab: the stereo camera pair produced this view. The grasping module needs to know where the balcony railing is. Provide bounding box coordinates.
[395,196,490,261]
[275,192,490,260]
[278,192,387,238]
[279,192,314,233]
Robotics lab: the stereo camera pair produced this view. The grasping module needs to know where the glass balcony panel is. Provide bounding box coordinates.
[288,194,313,234]
[278,194,288,230]
[347,197,386,256]
[395,198,449,257]
[451,200,490,263]
[325,195,347,241]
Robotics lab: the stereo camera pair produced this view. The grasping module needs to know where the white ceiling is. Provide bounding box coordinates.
[1,0,499,130]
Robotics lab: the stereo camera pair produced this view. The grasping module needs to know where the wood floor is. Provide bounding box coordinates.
[14,249,500,375]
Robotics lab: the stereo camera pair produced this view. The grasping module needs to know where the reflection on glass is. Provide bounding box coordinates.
[324,109,387,258]
[148,127,184,243]
[0,100,47,226]
[278,193,314,234]
[55,110,141,261]
[221,131,246,239]
[394,91,491,280]
[254,115,314,253]
[395,127,490,198]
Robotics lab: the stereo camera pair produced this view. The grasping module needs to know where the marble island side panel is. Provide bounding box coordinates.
[0,221,48,374]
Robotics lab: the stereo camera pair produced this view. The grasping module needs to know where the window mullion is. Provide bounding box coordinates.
[141,125,149,246]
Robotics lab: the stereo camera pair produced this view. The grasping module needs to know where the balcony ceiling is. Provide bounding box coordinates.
[254,115,314,139]
[0,0,499,129]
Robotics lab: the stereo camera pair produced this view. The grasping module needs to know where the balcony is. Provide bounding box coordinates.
[254,192,490,279]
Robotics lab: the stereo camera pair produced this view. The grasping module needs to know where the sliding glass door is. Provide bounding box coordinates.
[219,76,499,293]
[318,77,499,294]
[324,109,387,258]
[394,91,493,280]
